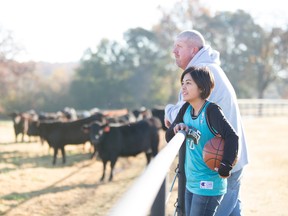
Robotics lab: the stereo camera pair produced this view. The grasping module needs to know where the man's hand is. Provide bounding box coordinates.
[164,118,171,128]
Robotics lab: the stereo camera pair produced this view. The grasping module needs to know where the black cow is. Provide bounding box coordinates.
[9,112,27,142]
[151,107,167,131]
[87,117,161,181]
[38,113,104,165]
[27,120,48,145]
[9,111,37,142]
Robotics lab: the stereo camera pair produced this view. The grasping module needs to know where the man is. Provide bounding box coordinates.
[165,30,249,216]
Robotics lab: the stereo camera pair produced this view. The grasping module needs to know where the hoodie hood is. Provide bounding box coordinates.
[186,45,221,69]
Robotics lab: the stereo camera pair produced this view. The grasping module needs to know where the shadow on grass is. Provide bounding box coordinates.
[0,147,94,173]
[0,160,101,215]
[0,159,138,216]
[0,140,41,145]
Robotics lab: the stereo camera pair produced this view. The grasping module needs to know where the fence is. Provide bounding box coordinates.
[108,131,186,216]
[238,99,288,116]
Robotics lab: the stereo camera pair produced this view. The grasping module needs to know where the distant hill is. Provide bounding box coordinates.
[34,61,79,77]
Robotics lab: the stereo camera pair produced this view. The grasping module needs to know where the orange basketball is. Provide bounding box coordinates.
[203,136,224,170]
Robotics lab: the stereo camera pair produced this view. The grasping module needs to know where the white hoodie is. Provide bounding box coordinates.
[165,45,248,172]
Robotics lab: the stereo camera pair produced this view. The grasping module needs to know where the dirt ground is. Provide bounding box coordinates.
[0,117,288,216]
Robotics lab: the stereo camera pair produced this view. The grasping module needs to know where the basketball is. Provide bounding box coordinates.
[203,136,224,170]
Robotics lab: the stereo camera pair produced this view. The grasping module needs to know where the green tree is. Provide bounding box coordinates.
[122,28,172,107]
[70,28,173,110]
[71,39,133,109]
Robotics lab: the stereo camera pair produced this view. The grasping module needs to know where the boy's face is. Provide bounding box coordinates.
[181,73,201,103]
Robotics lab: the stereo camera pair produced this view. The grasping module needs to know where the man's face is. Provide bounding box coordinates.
[173,38,196,70]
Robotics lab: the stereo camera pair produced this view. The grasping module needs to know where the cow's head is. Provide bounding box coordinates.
[87,122,110,147]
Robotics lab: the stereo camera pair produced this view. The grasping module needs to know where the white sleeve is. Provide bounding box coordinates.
[164,96,185,123]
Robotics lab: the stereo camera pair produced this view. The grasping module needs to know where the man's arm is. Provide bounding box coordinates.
[165,102,189,142]
[164,100,185,127]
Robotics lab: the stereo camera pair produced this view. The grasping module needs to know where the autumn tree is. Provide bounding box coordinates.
[0,26,37,113]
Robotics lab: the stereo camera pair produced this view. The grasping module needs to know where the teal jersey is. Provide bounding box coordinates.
[183,101,227,196]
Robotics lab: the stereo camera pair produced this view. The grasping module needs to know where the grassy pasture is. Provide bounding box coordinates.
[0,117,288,216]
